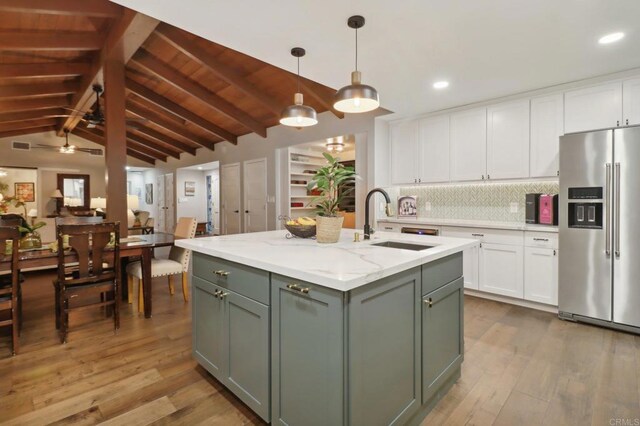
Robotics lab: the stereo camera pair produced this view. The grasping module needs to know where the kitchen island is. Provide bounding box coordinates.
[176,229,477,426]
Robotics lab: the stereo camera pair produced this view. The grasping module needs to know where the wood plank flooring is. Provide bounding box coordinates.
[1,271,639,425]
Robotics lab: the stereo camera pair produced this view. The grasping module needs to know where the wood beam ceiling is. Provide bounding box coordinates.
[0,108,65,123]
[155,23,285,116]
[58,10,159,135]
[72,127,155,165]
[125,77,237,144]
[0,82,79,99]
[0,119,58,132]
[0,1,123,18]
[0,126,56,139]
[79,126,167,162]
[124,131,181,159]
[298,79,344,120]
[0,32,103,51]
[0,96,71,113]
[132,51,267,137]
[128,123,197,156]
[0,62,91,79]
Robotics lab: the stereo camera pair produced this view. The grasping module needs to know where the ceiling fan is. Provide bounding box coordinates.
[34,129,103,155]
[44,84,147,128]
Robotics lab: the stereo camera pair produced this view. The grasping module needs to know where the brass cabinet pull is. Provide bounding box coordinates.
[423,297,433,308]
[214,270,230,277]
[286,283,310,294]
[219,292,229,299]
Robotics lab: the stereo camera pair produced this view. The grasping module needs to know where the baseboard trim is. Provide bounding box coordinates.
[464,289,558,314]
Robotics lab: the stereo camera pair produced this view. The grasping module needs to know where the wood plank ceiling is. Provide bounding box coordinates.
[0,0,342,165]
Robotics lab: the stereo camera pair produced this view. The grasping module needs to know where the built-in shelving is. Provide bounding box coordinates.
[286,148,325,219]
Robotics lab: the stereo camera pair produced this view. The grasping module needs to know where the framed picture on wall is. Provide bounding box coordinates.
[15,182,35,202]
[145,183,153,204]
[185,181,196,196]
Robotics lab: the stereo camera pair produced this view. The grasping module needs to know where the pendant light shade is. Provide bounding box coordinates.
[280,47,318,128]
[334,16,379,113]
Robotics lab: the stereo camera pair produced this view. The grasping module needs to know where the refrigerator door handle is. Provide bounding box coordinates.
[605,163,612,256]
[615,162,621,257]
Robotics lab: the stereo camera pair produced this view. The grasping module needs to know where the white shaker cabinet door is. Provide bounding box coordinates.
[479,243,524,299]
[450,108,487,182]
[486,100,530,179]
[390,120,419,185]
[564,82,622,133]
[418,115,450,183]
[461,244,479,290]
[524,247,558,306]
[623,78,640,126]
[530,94,563,178]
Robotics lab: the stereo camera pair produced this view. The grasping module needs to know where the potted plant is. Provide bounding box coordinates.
[18,221,46,250]
[307,152,356,243]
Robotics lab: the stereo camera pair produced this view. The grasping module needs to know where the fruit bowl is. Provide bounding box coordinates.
[279,215,316,239]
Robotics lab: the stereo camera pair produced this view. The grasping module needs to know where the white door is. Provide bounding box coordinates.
[221,163,241,235]
[450,108,487,182]
[212,173,220,234]
[243,158,267,233]
[462,244,479,290]
[564,82,623,133]
[156,175,165,232]
[524,247,558,305]
[156,173,175,233]
[418,115,449,183]
[530,94,563,178]
[479,242,524,298]
[623,78,640,126]
[486,100,530,179]
[390,120,418,184]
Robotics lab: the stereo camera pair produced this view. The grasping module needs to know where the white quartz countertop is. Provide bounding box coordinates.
[176,229,477,292]
[377,217,559,233]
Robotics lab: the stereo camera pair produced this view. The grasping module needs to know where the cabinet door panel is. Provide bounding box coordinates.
[192,277,225,381]
[462,245,479,290]
[450,108,487,181]
[390,120,419,184]
[479,243,524,298]
[225,292,270,421]
[349,267,421,426]
[623,78,640,126]
[418,115,450,183]
[487,100,530,179]
[423,277,464,404]
[271,277,344,426]
[530,94,563,177]
[524,247,558,305]
[564,82,622,133]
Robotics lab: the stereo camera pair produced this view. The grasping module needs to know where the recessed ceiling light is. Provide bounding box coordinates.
[197,166,203,170]
[598,32,624,44]
[125,166,131,171]
[433,81,449,89]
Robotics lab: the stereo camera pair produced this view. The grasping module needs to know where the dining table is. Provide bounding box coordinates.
[0,232,175,318]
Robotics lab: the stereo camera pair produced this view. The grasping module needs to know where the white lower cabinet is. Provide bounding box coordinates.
[461,244,479,290]
[479,242,524,298]
[524,247,558,305]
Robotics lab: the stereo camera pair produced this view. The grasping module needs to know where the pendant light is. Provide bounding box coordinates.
[334,15,380,113]
[280,47,318,127]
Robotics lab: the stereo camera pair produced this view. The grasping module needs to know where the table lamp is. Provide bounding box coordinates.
[27,209,38,225]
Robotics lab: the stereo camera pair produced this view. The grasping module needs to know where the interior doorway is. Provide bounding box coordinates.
[156,173,175,234]
[221,162,241,235]
[243,157,267,233]
[175,161,220,236]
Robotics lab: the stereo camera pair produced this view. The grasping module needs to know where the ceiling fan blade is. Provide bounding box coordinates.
[62,107,87,114]
[41,114,74,118]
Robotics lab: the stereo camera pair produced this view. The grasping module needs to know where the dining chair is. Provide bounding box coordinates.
[0,217,24,335]
[0,226,21,355]
[55,216,104,225]
[126,217,197,312]
[54,221,120,343]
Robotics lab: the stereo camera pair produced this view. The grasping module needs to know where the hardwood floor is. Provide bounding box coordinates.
[1,271,639,425]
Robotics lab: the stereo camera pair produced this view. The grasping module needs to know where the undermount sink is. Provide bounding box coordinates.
[371,241,435,251]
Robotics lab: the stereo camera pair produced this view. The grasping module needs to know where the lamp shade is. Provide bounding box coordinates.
[127,195,139,210]
[280,93,318,127]
[27,209,38,218]
[334,71,380,113]
[90,197,107,209]
[50,189,63,198]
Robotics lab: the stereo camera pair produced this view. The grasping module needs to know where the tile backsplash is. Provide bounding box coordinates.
[384,181,559,223]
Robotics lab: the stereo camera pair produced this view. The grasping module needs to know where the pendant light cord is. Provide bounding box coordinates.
[355,26,358,71]
[297,56,300,93]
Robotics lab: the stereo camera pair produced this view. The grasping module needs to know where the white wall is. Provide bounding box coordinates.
[0,167,38,217]
[175,169,207,222]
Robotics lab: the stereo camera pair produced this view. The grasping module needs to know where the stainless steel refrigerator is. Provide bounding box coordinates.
[559,125,640,333]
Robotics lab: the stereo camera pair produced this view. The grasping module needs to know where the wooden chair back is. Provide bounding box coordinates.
[55,216,103,226]
[169,217,197,272]
[0,226,20,287]
[56,222,120,286]
[0,214,26,228]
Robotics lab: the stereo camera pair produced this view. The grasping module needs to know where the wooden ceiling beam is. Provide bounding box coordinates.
[85,125,168,162]
[0,62,91,79]
[125,77,237,144]
[124,131,181,159]
[58,10,159,135]
[126,100,216,151]
[0,81,79,99]
[0,118,58,132]
[0,108,65,124]
[0,125,55,139]
[298,78,344,119]
[73,127,156,165]
[0,31,103,51]
[132,51,267,137]
[155,23,285,115]
[0,1,123,18]
[128,123,197,156]
[0,96,70,112]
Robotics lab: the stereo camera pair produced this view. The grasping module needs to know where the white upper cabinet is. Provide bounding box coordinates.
[486,100,530,179]
[530,94,563,178]
[623,78,640,126]
[418,115,450,183]
[564,82,623,133]
[450,108,487,182]
[390,120,419,185]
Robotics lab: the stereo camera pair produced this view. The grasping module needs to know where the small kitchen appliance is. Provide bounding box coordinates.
[538,194,558,225]
[525,193,542,223]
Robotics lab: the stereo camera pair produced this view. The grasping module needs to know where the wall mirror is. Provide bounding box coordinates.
[57,174,90,210]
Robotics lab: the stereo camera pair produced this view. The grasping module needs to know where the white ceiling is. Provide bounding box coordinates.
[113,0,640,119]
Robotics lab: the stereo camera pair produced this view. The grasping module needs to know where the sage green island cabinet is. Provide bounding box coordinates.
[181,230,474,426]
